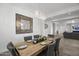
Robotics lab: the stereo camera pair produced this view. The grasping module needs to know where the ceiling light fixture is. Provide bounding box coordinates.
[35,10,40,17]
[72,20,75,23]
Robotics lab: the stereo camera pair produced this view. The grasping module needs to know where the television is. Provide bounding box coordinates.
[72,23,79,32]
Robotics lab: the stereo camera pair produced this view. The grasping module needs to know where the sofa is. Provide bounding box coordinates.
[63,31,79,40]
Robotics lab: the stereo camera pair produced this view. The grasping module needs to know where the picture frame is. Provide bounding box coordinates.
[45,24,48,29]
[16,13,33,34]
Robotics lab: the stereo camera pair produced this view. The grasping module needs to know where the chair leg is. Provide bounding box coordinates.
[55,50,57,56]
[57,50,59,56]
[55,50,59,56]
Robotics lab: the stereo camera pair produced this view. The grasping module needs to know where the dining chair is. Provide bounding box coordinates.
[48,34,54,38]
[24,36,32,41]
[34,35,40,38]
[7,42,20,56]
[33,35,40,42]
[46,42,55,56]
[38,42,55,56]
[54,38,61,56]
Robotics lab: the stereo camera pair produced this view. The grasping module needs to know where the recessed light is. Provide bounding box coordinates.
[72,20,75,23]
[35,10,39,16]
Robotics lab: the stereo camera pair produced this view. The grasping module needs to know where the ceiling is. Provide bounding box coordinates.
[10,3,79,20]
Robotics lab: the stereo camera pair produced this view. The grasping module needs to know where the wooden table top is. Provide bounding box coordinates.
[15,36,60,56]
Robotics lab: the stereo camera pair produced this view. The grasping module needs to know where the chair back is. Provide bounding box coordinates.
[54,38,61,50]
[48,34,54,37]
[47,42,55,56]
[24,36,32,41]
[7,42,20,56]
[34,35,39,38]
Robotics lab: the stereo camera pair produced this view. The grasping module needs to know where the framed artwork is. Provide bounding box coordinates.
[16,13,33,34]
[45,24,48,29]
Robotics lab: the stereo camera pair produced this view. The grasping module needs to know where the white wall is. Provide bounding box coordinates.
[55,23,66,34]
[0,4,44,53]
[54,19,79,34]
[44,20,74,35]
[54,22,67,34]
[43,21,53,36]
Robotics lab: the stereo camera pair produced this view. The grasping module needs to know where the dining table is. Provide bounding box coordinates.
[15,36,60,56]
